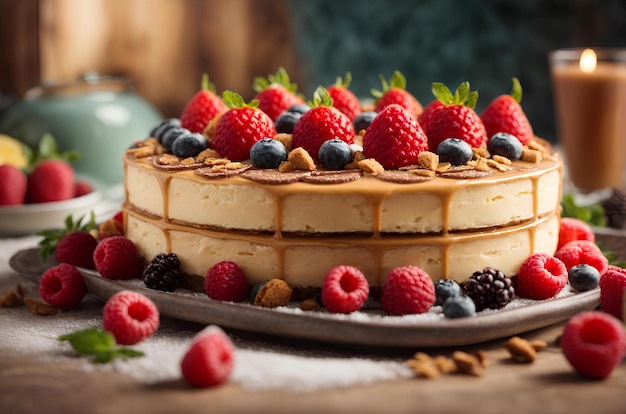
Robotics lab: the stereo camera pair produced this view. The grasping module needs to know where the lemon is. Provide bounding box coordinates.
[0,134,28,168]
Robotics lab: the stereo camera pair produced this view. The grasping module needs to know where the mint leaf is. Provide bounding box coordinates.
[59,327,145,364]
[561,194,607,227]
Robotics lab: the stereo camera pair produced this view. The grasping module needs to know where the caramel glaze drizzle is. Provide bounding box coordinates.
[123,153,563,286]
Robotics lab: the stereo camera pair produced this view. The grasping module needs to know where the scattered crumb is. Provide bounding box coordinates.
[358,158,384,174]
[288,148,316,171]
[273,134,293,152]
[418,151,439,171]
[0,291,24,307]
[299,299,320,312]
[24,298,57,316]
[521,148,543,163]
[254,279,293,308]
[505,336,538,363]
[278,160,295,173]
[452,351,484,376]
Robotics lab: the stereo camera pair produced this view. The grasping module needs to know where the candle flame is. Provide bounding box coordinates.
[579,49,597,73]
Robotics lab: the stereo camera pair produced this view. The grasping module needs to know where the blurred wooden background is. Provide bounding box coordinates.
[0,0,304,117]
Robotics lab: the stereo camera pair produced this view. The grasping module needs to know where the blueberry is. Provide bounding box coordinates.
[568,264,600,292]
[434,279,462,306]
[353,111,377,132]
[318,139,353,170]
[249,281,267,302]
[287,104,311,115]
[250,138,288,169]
[442,295,476,318]
[161,127,191,151]
[436,138,473,166]
[275,111,302,134]
[487,132,523,160]
[171,132,207,158]
[153,118,181,143]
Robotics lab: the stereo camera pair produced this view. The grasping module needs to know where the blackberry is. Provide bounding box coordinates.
[463,267,515,311]
[601,188,626,229]
[143,253,182,292]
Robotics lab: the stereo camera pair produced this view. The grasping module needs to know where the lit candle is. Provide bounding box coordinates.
[550,48,626,192]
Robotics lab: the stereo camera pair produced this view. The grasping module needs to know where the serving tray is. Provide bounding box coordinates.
[15,227,626,348]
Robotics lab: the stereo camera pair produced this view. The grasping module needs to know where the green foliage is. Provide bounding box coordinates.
[37,213,97,261]
[431,81,478,109]
[560,194,606,227]
[26,133,80,172]
[59,327,144,364]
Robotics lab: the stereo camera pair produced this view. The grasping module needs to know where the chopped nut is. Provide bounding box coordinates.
[299,299,320,311]
[407,353,440,379]
[180,157,196,165]
[474,350,489,368]
[158,153,180,165]
[505,336,537,363]
[353,150,365,163]
[254,279,293,308]
[273,134,293,153]
[202,112,223,144]
[278,160,295,173]
[24,298,57,316]
[436,162,451,172]
[358,158,384,174]
[410,169,436,178]
[486,158,512,172]
[452,351,484,376]
[473,143,490,159]
[530,340,548,352]
[225,162,244,170]
[433,355,457,374]
[521,148,543,163]
[196,148,221,162]
[127,146,155,158]
[418,151,439,171]
[288,147,317,171]
[204,158,231,166]
[526,139,547,153]
[492,155,512,165]
[0,291,24,307]
[344,161,361,170]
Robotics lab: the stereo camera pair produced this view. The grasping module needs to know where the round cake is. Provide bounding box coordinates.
[123,138,562,293]
[122,75,563,296]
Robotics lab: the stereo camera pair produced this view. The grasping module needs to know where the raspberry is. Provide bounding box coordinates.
[54,231,98,269]
[557,217,595,251]
[560,311,626,379]
[205,261,250,302]
[93,236,144,280]
[38,263,87,309]
[102,291,159,345]
[181,326,235,387]
[555,240,608,275]
[517,253,568,300]
[380,266,435,315]
[599,266,626,320]
[321,265,370,314]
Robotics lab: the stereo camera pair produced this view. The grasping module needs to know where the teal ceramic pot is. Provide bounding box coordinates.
[0,74,162,184]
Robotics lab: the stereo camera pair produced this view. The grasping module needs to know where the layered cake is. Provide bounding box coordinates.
[122,76,563,294]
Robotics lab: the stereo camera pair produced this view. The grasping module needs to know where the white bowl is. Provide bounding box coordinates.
[0,191,104,237]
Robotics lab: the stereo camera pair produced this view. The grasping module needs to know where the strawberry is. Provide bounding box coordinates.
[74,180,93,198]
[423,82,488,151]
[253,67,305,121]
[211,91,277,161]
[371,71,423,119]
[481,77,534,145]
[326,72,362,121]
[180,74,227,134]
[362,104,428,169]
[0,164,27,205]
[38,213,98,269]
[291,86,355,161]
[417,100,444,132]
[26,159,75,203]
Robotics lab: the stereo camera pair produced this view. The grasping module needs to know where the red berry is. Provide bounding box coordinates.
[560,311,626,379]
[555,240,608,275]
[372,71,423,119]
[54,231,98,269]
[363,104,428,169]
[74,180,94,198]
[599,266,626,320]
[0,164,27,205]
[181,326,234,387]
[253,67,305,122]
[321,265,369,314]
[205,261,250,302]
[517,253,568,300]
[93,236,144,280]
[26,160,75,203]
[98,212,124,240]
[292,86,355,161]
[417,99,445,132]
[481,78,534,145]
[327,72,362,121]
[38,263,87,309]
[380,266,435,315]
[557,217,595,251]
[211,92,277,161]
[180,74,227,133]
[423,82,488,151]
[102,290,159,345]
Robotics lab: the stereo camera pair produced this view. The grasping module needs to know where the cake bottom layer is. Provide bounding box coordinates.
[124,207,560,290]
